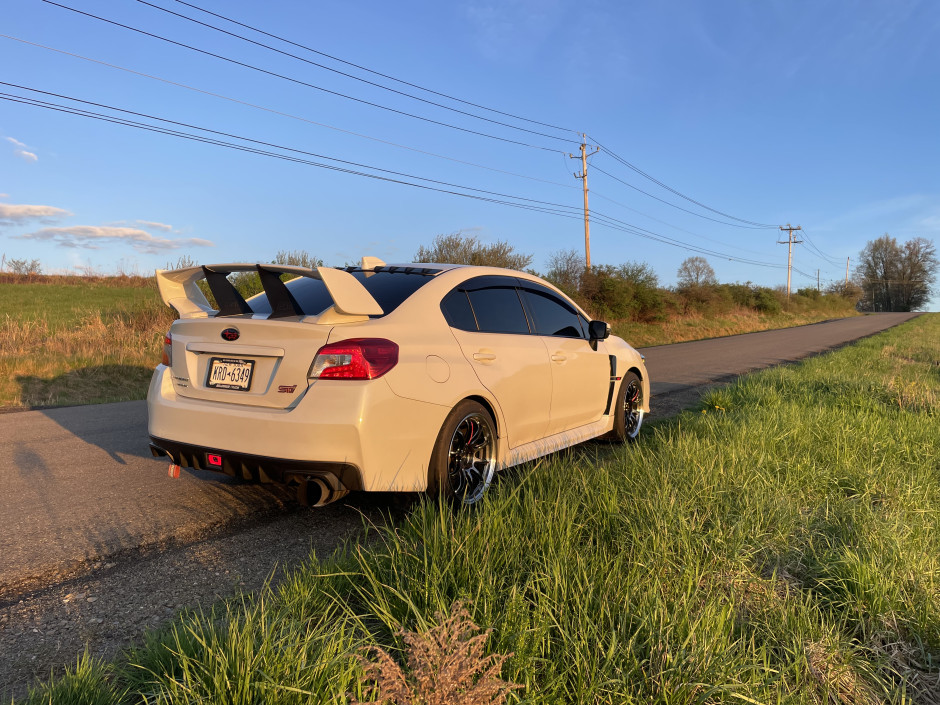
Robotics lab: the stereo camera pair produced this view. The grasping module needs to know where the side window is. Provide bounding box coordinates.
[466,287,530,334]
[440,290,478,331]
[522,287,585,338]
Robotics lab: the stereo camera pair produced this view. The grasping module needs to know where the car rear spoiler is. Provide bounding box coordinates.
[155,263,384,322]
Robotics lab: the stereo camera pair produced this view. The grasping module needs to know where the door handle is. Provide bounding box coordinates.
[473,352,497,362]
[551,353,567,362]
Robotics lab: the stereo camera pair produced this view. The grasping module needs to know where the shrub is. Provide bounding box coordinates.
[753,287,781,314]
[675,283,734,315]
[579,262,666,323]
[415,233,532,270]
[796,287,821,300]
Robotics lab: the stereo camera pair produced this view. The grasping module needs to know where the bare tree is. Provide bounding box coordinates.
[544,248,585,294]
[273,249,322,268]
[414,232,532,270]
[8,258,42,276]
[856,234,937,311]
[676,256,717,288]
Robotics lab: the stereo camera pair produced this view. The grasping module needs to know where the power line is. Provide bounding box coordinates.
[2,92,584,221]
[0,83,583,214]
[589,210,783,268]
[587,135,779,229]
[1,84,788,268]
[0,33,578,191]
[41,0,567,153]
[590,188,776,259]
[800,226,843,267]
[133,0,574,145]
[593,164,776,230]
[168,0,577,135]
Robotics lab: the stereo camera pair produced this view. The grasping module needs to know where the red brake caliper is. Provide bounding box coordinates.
[467,420,476,456]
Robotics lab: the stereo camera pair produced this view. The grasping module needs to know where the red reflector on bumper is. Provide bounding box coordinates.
[207,454,222,467]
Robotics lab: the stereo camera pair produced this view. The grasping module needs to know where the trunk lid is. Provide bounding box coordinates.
[168,316,332,409]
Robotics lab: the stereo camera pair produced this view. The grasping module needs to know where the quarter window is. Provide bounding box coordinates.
[440,290,478,331]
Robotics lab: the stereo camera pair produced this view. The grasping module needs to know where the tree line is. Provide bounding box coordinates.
[417,232,937,316]
[416,233,855,321]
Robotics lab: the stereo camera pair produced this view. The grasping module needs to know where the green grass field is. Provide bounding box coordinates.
[0,278,174,408]
[0,279,156,329]
[22,314,940,703]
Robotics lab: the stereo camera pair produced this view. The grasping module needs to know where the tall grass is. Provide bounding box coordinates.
[19,315,940,703]
[0,282,174,407]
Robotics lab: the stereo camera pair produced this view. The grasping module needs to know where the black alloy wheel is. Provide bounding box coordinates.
[430,400,497,505]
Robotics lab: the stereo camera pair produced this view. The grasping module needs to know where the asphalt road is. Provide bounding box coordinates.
[0,312,919,597]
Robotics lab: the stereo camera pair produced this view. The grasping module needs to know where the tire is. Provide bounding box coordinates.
[609,371,645,443]
[429,400,497,505]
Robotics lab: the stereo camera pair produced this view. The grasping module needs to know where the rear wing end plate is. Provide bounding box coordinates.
[155,264,383,321]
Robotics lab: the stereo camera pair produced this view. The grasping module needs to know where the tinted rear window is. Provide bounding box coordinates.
[248,271,432,317]
[441,290,478,331]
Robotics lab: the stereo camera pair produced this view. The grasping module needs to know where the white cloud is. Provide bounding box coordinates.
[5,137,38,163]
[136,219,174,232]
[0,203,71,225]
[0,193,9,199]
[15,225,214,254]
[108,219,175,232]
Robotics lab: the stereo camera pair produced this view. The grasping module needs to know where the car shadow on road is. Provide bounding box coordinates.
[16,365,158,465]
[17,364,154,410]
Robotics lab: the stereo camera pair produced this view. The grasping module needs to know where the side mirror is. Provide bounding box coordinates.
[588,320,610,341]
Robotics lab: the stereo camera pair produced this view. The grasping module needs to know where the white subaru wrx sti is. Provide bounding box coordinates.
[147,259,650,505]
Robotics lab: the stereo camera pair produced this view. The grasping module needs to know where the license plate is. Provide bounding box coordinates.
[207,357,254,391]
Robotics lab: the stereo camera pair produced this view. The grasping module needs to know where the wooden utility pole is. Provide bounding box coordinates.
[845,257,850,287]
[778,224,803,301]
[817,269,820,292]
[570,134,599,269]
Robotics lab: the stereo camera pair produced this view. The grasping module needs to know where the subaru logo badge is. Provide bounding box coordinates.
[221,328,240,341]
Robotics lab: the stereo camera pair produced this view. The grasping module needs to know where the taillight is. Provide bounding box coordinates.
[308,338,398,380]
[162,331,172,367]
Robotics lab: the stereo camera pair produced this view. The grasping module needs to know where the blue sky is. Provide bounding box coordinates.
[1,0,938,307]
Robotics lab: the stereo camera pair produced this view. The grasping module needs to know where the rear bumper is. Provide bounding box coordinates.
[147,364,449,492]
[149,437,363,490]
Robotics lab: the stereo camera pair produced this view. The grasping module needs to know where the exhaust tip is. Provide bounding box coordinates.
[150,443,170,459]
[296,476,349,508]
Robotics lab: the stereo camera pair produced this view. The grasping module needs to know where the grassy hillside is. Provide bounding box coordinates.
[23,314,940,703]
